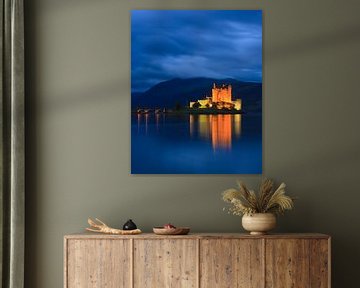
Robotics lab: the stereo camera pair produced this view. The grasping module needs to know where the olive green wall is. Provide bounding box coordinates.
[24,0,360,287]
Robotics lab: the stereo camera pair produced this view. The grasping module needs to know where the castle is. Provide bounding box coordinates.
[189,83,242,111]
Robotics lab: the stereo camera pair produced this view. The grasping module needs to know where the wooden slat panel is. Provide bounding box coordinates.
[133,239,197,288]
[64,235,330,288]
[66,239,131,288]
[310,239,329,288]
[265,239,310,288]
[200,239,264,288]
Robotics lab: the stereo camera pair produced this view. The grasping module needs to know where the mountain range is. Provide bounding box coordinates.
[132,77,262,112]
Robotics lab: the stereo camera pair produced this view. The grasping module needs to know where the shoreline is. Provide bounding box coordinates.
[132,109,245,115]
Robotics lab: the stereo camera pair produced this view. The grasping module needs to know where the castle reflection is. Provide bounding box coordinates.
[136,113,242,150]
[189,114,242,150]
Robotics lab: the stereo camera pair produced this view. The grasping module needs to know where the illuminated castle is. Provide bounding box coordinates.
[189,83,242,111]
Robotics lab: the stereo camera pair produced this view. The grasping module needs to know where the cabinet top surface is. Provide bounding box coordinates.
[64,232,330,240]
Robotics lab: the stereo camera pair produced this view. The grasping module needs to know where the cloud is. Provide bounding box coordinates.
[131,10,262,92]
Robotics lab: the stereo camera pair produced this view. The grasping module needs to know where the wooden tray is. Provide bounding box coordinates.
[153,227,190,235]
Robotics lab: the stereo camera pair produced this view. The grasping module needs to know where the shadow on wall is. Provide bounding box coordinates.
[24,1,360,287]
[43,81,125,112]
[273,143,360,288]
[38,23,360,113]
[267,23,360,60]
[24,0,39,287]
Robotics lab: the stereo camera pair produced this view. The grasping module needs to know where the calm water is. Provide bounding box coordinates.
[131,114,262,174]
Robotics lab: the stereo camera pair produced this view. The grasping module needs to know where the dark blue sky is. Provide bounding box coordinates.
[131,10,262,92]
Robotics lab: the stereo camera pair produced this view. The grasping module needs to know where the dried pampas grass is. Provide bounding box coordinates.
[222,179,295,216]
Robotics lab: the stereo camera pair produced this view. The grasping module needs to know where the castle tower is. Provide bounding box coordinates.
[212,83,232,103]
[225,85,232,103]
[190,83,241,111]
[212,83,217,102]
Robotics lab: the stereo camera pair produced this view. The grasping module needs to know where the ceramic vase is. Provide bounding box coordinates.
[242,213,276,235]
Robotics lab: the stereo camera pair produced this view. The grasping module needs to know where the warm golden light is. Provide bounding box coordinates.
[211,115,232,150]
[145,113,149,134]
[137,114,141,133]
[189,114,194,137]
[189,83,242,111]
[234,114,242,138]
[198,115,211,139]
[189,114,234,150]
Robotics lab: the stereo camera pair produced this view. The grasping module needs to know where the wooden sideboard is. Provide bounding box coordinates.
[64,233,330,288]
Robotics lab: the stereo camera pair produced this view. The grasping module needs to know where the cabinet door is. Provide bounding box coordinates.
[266,239,310,288]
[200,239,264,288]
[66,239,131,288]
[134,239,198,288]
[309,239,330,288]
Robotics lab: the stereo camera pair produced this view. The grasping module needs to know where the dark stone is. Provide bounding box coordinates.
[123,219,137,230]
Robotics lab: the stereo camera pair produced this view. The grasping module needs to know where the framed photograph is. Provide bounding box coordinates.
[131,10,262,174]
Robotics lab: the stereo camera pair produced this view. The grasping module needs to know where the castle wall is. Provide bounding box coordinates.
[212,85,232,103]
[233,99,242,110]
[190,84,240,110]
